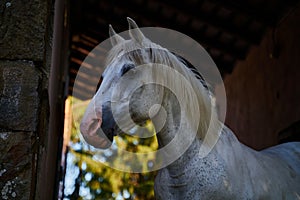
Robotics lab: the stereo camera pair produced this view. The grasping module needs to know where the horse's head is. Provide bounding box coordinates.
[80,18,164,149]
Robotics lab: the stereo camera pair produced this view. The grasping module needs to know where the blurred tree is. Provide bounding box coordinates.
[63,97,157,200]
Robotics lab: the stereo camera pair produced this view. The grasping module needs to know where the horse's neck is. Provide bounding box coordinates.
[151,88,270,192]
[152,91,253,177]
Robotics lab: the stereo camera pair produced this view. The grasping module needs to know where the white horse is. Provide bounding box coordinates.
[80,18,300,199]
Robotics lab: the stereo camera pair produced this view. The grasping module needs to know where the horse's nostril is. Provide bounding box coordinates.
[88,119,101,133]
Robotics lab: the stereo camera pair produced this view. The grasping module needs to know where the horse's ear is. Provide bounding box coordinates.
[109,24,125,46]
[127,17,145,43]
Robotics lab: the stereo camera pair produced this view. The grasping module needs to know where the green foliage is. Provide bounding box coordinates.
[64,97,157,200]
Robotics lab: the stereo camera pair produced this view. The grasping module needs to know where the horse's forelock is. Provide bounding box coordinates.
[107,40,209,91]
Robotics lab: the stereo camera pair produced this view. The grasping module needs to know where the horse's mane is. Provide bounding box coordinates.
[106,39,221,140]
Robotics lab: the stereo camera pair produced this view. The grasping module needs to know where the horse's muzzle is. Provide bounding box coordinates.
[80,99,117,149]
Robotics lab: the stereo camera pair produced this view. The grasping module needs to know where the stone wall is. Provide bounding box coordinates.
[222,7,300,150]
[0,0,52,199]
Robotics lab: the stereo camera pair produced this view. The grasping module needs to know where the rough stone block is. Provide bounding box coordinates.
[0,0,48,61]
[0,60,40,131]
[0,131,33,200]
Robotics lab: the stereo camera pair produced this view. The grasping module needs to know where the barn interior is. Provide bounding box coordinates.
[64,0,300,198]
[68,0,300,148]
[2,1,300,199]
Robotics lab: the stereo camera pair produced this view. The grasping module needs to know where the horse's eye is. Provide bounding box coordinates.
[121,64,135,76]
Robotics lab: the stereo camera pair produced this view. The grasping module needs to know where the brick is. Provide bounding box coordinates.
[0,60,40,131]
[0,131,33,200]
[0,0,48,61]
